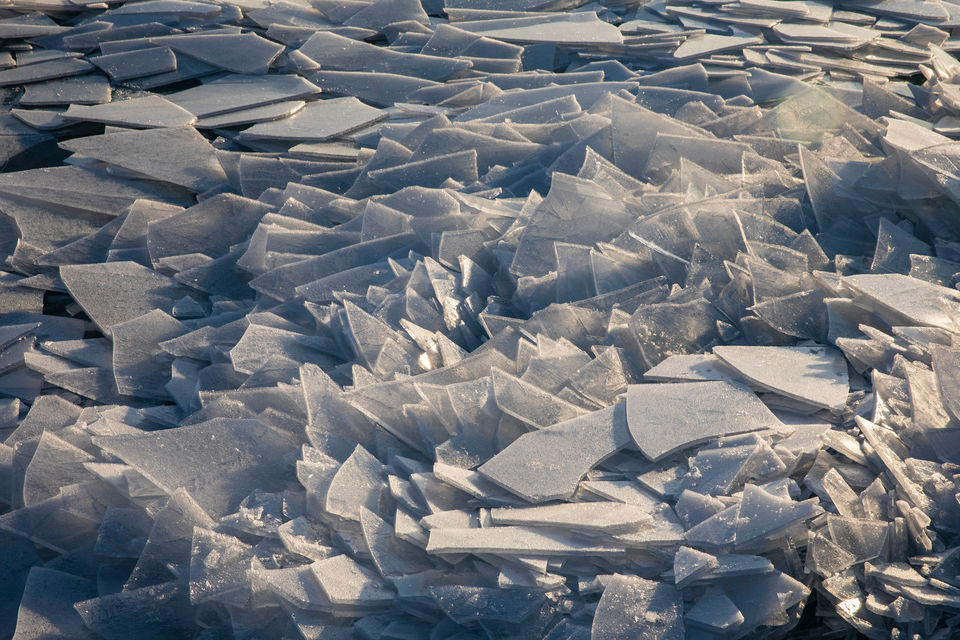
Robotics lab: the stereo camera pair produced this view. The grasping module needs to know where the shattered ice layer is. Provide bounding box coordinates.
[3,0,960,635]
[626,380,783,460]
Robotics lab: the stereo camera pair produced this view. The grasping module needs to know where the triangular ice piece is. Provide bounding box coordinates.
[673,545,719,588]
[735,484,821,550]
[685,590,745,632]
[60,261,190,335]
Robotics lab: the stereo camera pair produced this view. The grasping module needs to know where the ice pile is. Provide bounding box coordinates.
[4,0,960,637]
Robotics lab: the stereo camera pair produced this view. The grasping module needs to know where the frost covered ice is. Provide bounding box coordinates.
[2,0,960,637]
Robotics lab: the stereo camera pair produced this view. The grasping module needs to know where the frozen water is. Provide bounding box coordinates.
[195,100,306,129]
[713,345,851,412]
[93,418,298,517]
[0,58,93,86]
[2,0,960,635]
[239,97,386,142]
[165,74,321,118]
[488,501,653,531]
[59,126,227,192]
[151,32,284,75]
[592,575,683,639]
[89,47,177,82]
[62,95,196,128]
[626,380,782,460]
[59,261,190,335]
[477,403,631,502]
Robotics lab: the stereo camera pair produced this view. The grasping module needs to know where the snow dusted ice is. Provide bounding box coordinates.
[1,0,960,637]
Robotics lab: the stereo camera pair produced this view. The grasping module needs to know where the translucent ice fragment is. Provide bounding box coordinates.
[592,575,683,639]
[723,570,808,633]
[360,507,432,576]
[13,567,97,640]
[95,506,152,558]
[674,32,763,60]
[20,74,110,107]
[165,74,320,118]
[0,57,92,86]
[478,403,631,502]
[148,193,271,263]
[298,31,470,81]
[681,443,756,497]
[808,530,857,577]
[75,581,196,640]
[626,381,781,461]
[931,346,960,424]
[368,150,479,191]
[843,273,960,330]
[324,445,385,522]
[685,589,745,632]
[310,70,438,107]
[674,490,726,529]
[0,167,190,218]
[512,173,634,278]
[345,0,428,30]
[151,32,283,74]
[5,395,81,448]
[59,261,190,335]
[125,488,213,589]
[111,310,186,399]
[94,418,298,517]
[426,525,624,556]
[189,528,254,606]
[195,100,305,128]
[455,13,623,45]
[684,504,740,551]
[0,13,64,39]
[22,431,94,506]
[90,47,177,82]
[311,554,395,606]
[870,217,932,275]
[673,545,720,588]
[826,515,889,562]
[430,585,544,624]
[856,416,931,512]
[736,484,821,550]
[489,502,653,532]
[62,95,195,129]
[491,366,588,428]
[627,298,724,368]
[60,126,226,192]
[239,97,386,142]
[229,325,335,375]
[250,232,421,300]
[713,345,850,413]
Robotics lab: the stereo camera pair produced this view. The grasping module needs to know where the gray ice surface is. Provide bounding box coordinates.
[0,0,958,637]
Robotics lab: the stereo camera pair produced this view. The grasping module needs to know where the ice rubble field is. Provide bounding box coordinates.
[7,0,960,639]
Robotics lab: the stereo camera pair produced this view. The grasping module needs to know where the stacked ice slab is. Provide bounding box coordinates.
[4,0,960,637]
